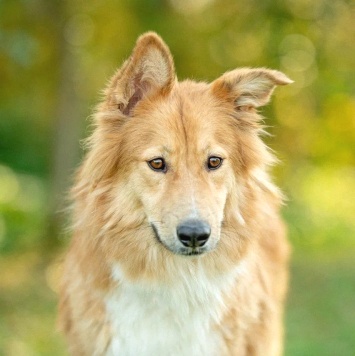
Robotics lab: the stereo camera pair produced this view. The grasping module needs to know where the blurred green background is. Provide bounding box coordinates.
[0,0,354,355]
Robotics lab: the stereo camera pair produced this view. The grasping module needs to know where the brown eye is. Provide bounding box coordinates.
[207,156,223,170]
[147,158,166,172]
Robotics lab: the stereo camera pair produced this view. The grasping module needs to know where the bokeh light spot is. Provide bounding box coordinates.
[170,0,215,14]
[0,165,20,204]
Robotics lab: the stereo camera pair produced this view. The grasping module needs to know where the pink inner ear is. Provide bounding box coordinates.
[122,74,150,116]
[123,88,143,115]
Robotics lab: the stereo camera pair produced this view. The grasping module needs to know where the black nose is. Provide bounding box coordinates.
[177,219,211,248]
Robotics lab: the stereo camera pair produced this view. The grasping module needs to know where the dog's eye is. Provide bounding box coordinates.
[207,156,223,170]
[147,158,166,172]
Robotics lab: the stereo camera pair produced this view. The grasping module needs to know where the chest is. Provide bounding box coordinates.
[104,267,236,356]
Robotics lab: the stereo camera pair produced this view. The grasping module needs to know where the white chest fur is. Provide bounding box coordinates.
[105,263,245,356]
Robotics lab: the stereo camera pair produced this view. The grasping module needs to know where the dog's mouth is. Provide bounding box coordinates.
[151,223,209,257]
[177,248,207,256]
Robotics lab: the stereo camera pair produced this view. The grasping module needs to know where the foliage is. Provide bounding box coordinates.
[0,0,354,354]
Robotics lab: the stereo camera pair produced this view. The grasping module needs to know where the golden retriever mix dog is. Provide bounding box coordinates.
[58,32,292,355]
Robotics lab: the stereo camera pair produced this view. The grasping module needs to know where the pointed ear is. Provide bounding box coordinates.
[211,68,292,111]
[106,32,176,115]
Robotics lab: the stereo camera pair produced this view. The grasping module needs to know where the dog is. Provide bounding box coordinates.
[58,32,291,356]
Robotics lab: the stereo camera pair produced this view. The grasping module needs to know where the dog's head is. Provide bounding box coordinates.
[78,33,291,264]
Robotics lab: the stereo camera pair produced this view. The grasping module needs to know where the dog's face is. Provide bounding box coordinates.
[87,33,291,259]
[123,87,235,256]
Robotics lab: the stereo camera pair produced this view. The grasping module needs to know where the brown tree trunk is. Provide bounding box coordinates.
[46,1,84,249]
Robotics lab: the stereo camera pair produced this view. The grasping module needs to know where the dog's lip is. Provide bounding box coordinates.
[151,223,174,252]
[150,223,208,257]
[151,223,163,244]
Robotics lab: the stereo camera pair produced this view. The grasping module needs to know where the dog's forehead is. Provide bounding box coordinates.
[146,82,221,130]
[151,93,220,147]
[127,80,234,160]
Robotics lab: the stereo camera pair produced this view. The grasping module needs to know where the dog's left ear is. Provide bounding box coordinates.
[106,32,175,115]
[211,68,292,111]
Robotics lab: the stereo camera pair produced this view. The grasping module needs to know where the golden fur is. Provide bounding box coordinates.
[58,32,291,355]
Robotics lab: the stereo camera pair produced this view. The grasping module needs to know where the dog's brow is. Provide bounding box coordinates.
[203,145,212,153]
[142,146,172,158]
[203,145,228,157]
[162,145,172,154]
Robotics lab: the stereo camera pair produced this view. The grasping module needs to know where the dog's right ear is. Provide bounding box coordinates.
[105,32,176,116]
